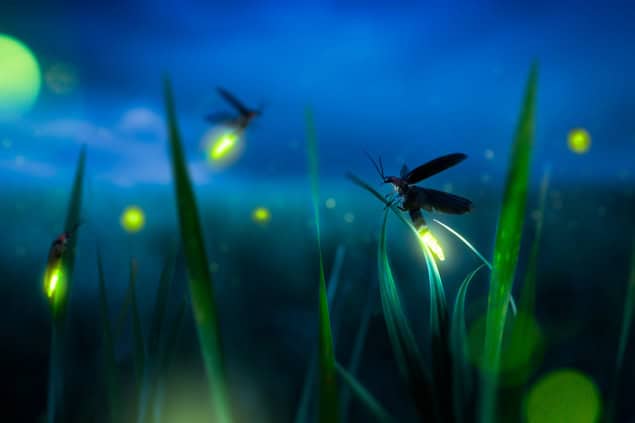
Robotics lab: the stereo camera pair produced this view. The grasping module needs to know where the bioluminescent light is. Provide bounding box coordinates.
[120,205,145,233]
[44,261,63,299]
[251,207,271,224]
[210,132,238,161]
[45,62,77,95]
[0,34,42,119]
[202,125,245,168]
[418,226,445,261]
[568,128,591,154]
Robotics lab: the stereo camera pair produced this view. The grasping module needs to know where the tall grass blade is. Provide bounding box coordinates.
[294,246,346,423]
[378,209,435,422]
[129,258,145,391]
[306,108,339,423]
[340,282,376,422]
[451,265,485,423]
[97,248,120,422]
[47,145,86,423]
[480,62,539,423]
[163,77,232,423]
[335,362,396,423]
[605,238,635,423]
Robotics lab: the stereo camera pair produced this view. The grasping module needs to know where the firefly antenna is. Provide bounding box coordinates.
[364,151,386,180]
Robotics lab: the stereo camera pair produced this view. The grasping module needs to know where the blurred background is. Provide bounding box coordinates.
[1,0,634,421]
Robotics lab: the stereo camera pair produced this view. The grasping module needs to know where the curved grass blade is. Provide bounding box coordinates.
[378,209,435,422]
[47,145,86,423]
[306,108,339,423]
[128,258,145,391]
[451,265,486,423]
[294,245,346,423]
[97,247,120,422]
[605,238,635,423]
[340,282,376,423]
[480,62,539,423]
[432,219,517,316]
[163,78,232,423]
[335,362,396,423]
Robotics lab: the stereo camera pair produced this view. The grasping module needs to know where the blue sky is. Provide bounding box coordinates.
[1,0,634,190]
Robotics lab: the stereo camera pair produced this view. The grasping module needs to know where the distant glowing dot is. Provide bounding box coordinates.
[0,34,42,119]
[325,198,336,209]
[15,155,24,166]
[45,62,77,95]
[344,212,355,223]
[485,149,495,160]
[209,262,219,273]
[526,369,601,423]
[481,173,491,183]
[418,227,445,261]
[120,206,145,233]
[2,139,11,149]
[568,128,591,154]
[442,183,453,193]
[251,207,271,224]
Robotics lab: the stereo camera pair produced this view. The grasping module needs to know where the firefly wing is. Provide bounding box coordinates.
[405,153,467,184]
[400,164,409,179]
[204,111,237,124]
[217,87,251,116]
[419,188,472,214]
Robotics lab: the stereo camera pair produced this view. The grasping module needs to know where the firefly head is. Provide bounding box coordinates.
[384,176,407,193]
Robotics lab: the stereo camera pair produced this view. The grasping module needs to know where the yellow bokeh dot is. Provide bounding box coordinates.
[251,207,271,224]
[325,198,336,209]
[568,128,591,154]
[526,369,601,423]
[120,206,145,233]
[0,34,42,119]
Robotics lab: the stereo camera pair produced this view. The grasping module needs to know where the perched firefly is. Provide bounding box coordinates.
[205,86,263,131]
[44,222,81,298]
[368,153,473,260]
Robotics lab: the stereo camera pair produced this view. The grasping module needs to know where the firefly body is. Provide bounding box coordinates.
[46,223,81,266]
[205,86,262,130]
[370,153,473,232]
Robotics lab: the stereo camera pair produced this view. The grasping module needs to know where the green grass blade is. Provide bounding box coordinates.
[47,145,86,423]
[335,362,396,423]
[97,248,120,422]
[163,77,232,423]
[128,258,146,391]
[340,282,376,423]
[378,209,435,422]
[480,62,539,423]
[605,238,635,423]
[306,108,339,423]
[451,265,485,423]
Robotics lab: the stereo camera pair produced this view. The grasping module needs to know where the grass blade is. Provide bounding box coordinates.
[47,145,86,423]
[605,238,635,422]
[163,77,232,423]
[306,108,339,423]
[378,209,435,422]
[128,258,145,391]
[335,362,396,423]
[451,265,485,423]
[97,248,120,422]
[480,62,539,423]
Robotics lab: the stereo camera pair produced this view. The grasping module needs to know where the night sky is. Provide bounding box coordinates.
[1,0,634,190]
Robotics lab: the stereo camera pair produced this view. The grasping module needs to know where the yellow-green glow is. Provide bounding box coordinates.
[0,34,42,119]
[251,207,271,224]
[567,128,591,154]
[44,262,63,299]
[45,62,77,95]
[526,369,601,423]
[120,206,146,233]
[418,227,445,261]
[209,132,238,161]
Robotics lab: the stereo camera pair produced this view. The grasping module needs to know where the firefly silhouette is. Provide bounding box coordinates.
[205,86,263,130]
[368,153,473,232]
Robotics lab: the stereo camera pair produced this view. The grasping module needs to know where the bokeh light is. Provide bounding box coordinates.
[325,198,336,209]
[202,125,245,169]
[568,128,591,154]
[120,206,146,233]
[45,62,77,95]
[0,34,42,119]
[526,369,601,423]
[251,207,271,224]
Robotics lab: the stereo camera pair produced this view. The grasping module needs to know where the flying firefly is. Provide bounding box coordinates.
[205,86,263,131]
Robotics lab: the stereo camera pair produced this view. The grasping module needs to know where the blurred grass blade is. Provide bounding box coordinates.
[163,77,232,423]
[129,258,145,391]
[97,248,120,422]
[606,238,635,423]
[294,246,346,423]
[47,145,86,423]
[335,362,396,423]
[451,265,485,423]
[306,108,339,423]
[378,209,435,422]
[340,282,376,423]
[115,283,133,343]
[480,62,539,423]
[432,219,517,315]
